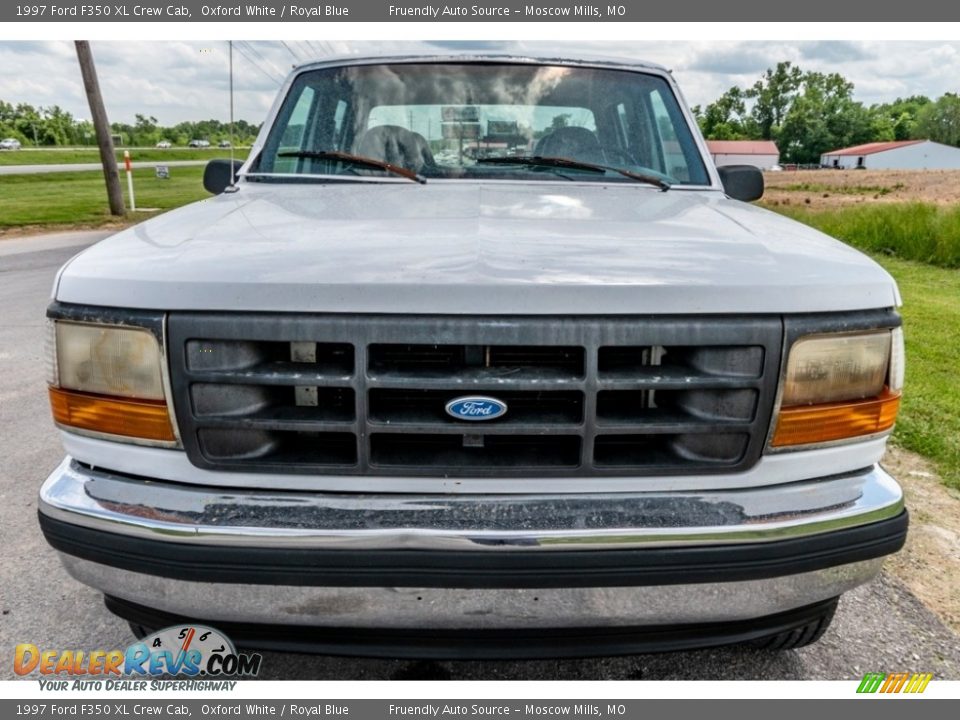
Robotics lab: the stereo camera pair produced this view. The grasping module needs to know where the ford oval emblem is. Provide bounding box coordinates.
[445,396,508,421]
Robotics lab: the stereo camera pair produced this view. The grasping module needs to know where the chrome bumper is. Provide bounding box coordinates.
[40,458,904,551]
[39,458,905,628]
[66,555,882,629]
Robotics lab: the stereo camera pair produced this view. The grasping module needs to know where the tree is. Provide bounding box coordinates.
[43,105,78,145]
[0,100,14,125]
[746,62,803,140]
[75,119,95,146]
[133,114,160,145]
[915,94,960,147]
[697,86,754,140]
[13,103,42,145]
[778,72,874,163]
[870,96,932,141]
[0,99,262,147]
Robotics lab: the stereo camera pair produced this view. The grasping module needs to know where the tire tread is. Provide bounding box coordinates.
[748,599,838,650]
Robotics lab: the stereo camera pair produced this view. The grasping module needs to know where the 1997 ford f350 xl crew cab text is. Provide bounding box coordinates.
[38,54,908,658]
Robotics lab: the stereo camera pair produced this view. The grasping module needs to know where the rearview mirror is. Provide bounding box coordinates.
[717,165,764,202]
[203,159,243,195]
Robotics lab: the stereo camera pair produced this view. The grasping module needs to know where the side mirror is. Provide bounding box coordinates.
[717,165,764,202]
[203,159,243,195]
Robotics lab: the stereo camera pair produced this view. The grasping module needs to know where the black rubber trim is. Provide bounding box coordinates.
[40,509,908,589]
[46,302,165,342]
[106,594,841,659]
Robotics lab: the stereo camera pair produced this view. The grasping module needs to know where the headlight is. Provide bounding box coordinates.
[56,322,166,399]
[781,331,891,406]
[771,329,903,448]
[48,320,176,444]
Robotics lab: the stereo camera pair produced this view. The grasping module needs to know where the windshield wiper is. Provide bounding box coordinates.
[276,150,427,184]
[477,155,671,190]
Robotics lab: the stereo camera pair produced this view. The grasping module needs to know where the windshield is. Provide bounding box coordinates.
[253,62,710,185]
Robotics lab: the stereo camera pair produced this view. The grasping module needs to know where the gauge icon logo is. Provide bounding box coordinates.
[131,625,261,676]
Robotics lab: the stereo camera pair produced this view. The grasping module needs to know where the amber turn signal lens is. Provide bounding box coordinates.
[771,388,901,448]
[49,387,176,442]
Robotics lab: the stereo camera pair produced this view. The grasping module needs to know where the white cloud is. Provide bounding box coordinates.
[0,40,958,126]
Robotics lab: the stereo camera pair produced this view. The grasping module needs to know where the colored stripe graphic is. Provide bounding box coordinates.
[857,673,886,693]
[909,673,933,693]
[886,672,902,692]
[857,672,932,694]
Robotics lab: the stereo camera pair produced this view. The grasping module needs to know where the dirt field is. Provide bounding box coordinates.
[762,169,960,209]
[883,446,960,633]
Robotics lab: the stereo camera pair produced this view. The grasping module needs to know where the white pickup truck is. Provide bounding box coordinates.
[39,54,907,658]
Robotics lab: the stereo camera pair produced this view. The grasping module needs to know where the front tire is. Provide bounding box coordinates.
[747,597,838,650]
[127,621,154,640]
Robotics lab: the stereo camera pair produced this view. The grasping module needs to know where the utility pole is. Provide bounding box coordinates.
[75,41,125,217]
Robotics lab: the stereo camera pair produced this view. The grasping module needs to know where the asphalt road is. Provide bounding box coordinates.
[0,160,207,175]
[1,231,958,681]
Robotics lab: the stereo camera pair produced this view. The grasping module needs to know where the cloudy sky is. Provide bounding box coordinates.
[1,40,958,125]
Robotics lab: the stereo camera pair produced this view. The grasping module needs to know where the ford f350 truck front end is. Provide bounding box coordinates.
[38,55,907,657]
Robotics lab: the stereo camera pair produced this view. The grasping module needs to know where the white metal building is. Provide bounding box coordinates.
[706,140,780,170]
[820,139,960,170]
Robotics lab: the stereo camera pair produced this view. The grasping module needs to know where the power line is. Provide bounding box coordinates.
[242,42,287,83]
[295,41,316,61]
[239,41,288,81]
[233,42,284,85]
[306,41,329,58]
[280,41,302,64]
[233,44,280,84]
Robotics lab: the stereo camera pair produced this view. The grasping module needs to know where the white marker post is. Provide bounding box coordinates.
[123,149,136,211]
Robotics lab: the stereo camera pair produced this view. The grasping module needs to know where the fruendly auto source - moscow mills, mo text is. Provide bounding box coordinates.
[13,3,627,19]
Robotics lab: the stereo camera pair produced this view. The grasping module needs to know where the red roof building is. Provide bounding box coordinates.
[820,139,960,170]
[706,140,779,156]
[821,140,924,157]
[706,140,780,170]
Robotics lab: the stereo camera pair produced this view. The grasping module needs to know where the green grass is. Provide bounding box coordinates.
[0,166,209,228]
[767,202,960,268]
[875,255,960,489]
[0,147,244,166]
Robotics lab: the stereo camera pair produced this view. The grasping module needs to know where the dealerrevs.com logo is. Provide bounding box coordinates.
[15,624,261,688]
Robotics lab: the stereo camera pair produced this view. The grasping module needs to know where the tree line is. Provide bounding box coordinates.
[0,101,261,147]
[692,62,960,164]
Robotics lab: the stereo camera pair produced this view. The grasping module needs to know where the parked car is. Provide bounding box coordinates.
[39,54,907,658]
[188,139,210,148]
[155,140,172,148]
[0,137,22,150]
[218,140,232,148]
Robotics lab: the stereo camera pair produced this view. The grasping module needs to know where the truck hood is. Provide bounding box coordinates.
[55,182,899,314]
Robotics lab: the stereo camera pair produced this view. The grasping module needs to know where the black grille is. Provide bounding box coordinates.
[168,315,782,477]
[369,344,585,375]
